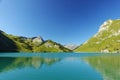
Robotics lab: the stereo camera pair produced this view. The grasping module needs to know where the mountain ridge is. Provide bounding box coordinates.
[75,19,120,53]
[0,30,72,52]
[1,19,120,53]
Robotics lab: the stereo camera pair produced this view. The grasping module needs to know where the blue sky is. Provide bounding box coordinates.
[0,0,120,45]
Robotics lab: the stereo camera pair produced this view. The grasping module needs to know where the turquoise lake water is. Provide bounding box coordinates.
[0,53,120,80]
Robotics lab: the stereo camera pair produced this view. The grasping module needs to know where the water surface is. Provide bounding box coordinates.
[0,53,119,80]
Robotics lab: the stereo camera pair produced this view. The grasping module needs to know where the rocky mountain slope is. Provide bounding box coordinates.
[0,30,71,52]
[75,19,120,53]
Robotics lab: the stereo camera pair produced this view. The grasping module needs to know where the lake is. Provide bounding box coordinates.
[0,53,120,80]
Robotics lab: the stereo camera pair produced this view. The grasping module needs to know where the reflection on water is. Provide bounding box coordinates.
[0,53,120,80]
[83,56,120,80]
[0,57,60,72]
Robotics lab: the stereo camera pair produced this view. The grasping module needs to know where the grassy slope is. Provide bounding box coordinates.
[0,31,17,52]
[75,20,120,52]
[33,40,72,52]
[0,30,71,52]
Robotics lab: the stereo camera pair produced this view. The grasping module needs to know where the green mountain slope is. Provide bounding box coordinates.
[8,35,32,52]
[0,30,71,52]
[75,19,120,53]
[0,30,17,52]
[33,40,71,52]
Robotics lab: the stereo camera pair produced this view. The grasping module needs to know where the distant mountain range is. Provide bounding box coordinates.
[75,19,120,53]
[0,19,120,53]
[64,44,78,50]
[0,30,71,52]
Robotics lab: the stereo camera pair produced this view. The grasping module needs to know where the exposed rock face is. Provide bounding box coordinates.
[64,44,78,50]
[94,19,113,37]
[32,36,44,46]
[44,41,60,48]
[44,42,53,48]
[98,19,112,32]
[101,49,109,53]
[75,19,120,53]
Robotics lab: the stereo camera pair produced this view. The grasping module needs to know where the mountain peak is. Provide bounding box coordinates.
[32,36,44,46]
[98,19,113,32]
[75,19,120,53]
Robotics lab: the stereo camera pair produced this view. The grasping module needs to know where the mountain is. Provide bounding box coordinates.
[75,19,120,53]
[0,30,17,52]
[64,44,78,50]
[33,40,72,52]
[0,30,71,52]
[32,36,44,46]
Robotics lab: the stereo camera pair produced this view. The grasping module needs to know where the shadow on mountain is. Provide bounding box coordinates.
[0,31,18,52]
